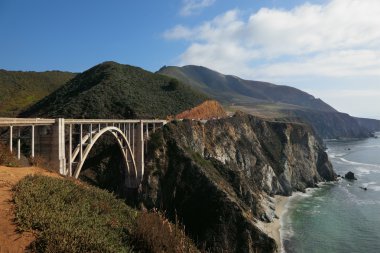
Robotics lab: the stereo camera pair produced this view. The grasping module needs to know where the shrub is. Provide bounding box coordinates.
[132,209,199,253]
[13,175,200,253]
[168,78,179,91]
[0,142,19,167]
[28,155,50,169]
[13,175,136,253]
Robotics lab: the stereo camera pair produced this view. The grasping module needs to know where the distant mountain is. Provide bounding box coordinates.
[158,65,336,112]
[158,65,379,139]
[21,62,209,119]
[0,70,75,116]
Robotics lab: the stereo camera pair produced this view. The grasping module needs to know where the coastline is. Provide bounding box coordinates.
[258,195,289,253]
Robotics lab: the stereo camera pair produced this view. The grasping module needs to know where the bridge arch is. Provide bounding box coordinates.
[72,126,137,181]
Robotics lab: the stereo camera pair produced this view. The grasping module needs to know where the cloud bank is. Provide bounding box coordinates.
[166,0,380,80]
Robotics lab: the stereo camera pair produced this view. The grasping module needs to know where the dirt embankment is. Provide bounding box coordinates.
[0,166,60,253]
[175,100,227,120]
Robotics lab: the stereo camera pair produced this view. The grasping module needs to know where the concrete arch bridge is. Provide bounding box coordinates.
[0,118,166,188]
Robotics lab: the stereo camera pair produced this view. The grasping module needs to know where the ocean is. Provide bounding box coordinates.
[281,133,380,253]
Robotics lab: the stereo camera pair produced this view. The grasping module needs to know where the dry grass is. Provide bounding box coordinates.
[133,209,200,253]
[176,100,227,120]
[28,155,51,169]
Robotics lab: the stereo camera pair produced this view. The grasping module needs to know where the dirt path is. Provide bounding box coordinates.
[0,166,60,253]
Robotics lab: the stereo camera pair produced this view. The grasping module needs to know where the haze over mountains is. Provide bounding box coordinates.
[158,65,380,139]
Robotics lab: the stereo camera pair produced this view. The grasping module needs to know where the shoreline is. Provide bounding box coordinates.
[258,195,289,252]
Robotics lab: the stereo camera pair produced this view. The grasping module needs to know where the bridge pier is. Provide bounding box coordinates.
[50,118,66,175]
[9,126,13,153]
[129,121,144,188]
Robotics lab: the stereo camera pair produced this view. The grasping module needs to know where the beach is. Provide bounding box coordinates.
[258,195,289,252]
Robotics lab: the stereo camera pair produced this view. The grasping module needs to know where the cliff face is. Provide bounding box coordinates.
[139,112,335,253]
[355,117,380,133]
[281,109,374,139]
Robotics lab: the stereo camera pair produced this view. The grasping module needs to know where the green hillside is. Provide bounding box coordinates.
[158,65,336,112]
[0,70,75,116]
[21,62,209,119]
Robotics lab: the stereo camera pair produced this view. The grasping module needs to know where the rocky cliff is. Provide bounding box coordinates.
[139,112,335,253]
[280,109,375,139]
[355,117,380,133]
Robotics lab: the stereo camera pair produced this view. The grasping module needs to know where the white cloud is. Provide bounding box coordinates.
[165,0,380,79]
[180,0,216,17]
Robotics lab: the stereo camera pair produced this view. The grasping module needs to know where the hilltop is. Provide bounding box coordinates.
[21,62,209,119]
[0,70,75,116]
[158,65,378,139]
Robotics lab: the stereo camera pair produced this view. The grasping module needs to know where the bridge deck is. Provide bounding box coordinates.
[0,118,167,126]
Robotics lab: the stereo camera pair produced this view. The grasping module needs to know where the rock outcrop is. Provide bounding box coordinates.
[344,171,357,180]
[139,112,335,253]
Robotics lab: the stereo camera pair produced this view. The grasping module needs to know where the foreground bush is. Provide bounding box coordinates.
[0,142,19,167]
[133,210,199,253]
[13,175,136,253]
[13,175,199,253]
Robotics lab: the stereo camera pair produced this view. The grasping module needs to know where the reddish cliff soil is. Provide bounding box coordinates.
[175,100,227,120]
[0,166,60,253]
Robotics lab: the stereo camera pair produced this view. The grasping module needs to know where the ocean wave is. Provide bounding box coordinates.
[361,182,380,192]
[356,167,372,175]
[356,145,380,149]
[339,184,380,205]
[338,158,380,169]
[362,182,377,188]
[328,152,348,158]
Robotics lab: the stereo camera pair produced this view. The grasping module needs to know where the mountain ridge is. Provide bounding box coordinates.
[158,65,336,112]
[21,61,209,119]
[158,65,379,139]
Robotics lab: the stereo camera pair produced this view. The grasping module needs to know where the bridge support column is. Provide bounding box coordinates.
[17,128,20,160]
[129,120,144,188]
[9,126,13,153]
[31,125,35,158]
[51,118,66,175]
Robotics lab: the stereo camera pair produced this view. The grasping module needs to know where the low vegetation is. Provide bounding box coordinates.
[21,61,209,119]
[133,210,199,253]
[12,175,199,253]
[0,142,19,167]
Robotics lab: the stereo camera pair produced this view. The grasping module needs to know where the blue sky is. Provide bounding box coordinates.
[1,0,379,119]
